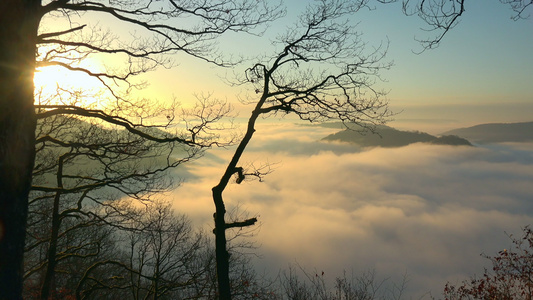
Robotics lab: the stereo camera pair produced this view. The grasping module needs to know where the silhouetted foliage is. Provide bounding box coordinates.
[443,226,533,300]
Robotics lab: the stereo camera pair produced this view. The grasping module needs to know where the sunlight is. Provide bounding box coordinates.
[34,65,102,92]
[34,65,104,107]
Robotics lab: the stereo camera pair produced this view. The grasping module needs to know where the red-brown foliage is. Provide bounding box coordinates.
[444,226,533,300]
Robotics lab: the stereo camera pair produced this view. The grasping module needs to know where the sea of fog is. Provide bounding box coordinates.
[169,121,533,298]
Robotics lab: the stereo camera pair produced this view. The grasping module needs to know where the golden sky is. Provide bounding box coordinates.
[147,0,533,133]
[35,0,533,134]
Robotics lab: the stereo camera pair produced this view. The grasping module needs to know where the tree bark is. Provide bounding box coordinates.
[0,0,41,299]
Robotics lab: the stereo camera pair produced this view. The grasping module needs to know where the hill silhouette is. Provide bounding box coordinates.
[322,124,472,148]
[443,121,533,143]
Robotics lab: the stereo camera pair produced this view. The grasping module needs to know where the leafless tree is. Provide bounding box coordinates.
[25,89,232,299]
[211,0,392,299]
[120,200,209,300]
[394,0,533,49]
[278,265,407,300]
[0,0,281,298]
[24,195,118,299]
[69,199,267,300]
[25,88,267,300]
[25,97,172,299]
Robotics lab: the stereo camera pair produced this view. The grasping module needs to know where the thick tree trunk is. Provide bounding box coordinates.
[0,0,40,299]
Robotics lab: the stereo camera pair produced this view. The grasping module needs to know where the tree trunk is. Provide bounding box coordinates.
[40,174,64,299]
[0,0,40,299]
[40,193,60,300]
[212,188,231,300]
[211,104,264,300]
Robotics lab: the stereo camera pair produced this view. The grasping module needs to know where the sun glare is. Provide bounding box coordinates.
[34,65,104,107]
[34,65,103,91]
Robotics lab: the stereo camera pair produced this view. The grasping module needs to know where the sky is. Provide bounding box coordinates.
[35,0,533,298]
[35,0,533,133]
[136,0,533,134]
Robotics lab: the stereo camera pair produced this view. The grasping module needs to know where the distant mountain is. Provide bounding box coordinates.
[443,121,533,144]
[322,125,472,148]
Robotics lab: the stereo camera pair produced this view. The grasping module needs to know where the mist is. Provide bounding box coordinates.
[170,122,533,298]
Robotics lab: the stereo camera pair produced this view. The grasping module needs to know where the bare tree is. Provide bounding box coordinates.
[211,0,392,299]
[26,111,176,299]
[278,266,406,300]
[121,200,208,300]
[70,199,267,300]
[24,196,118,299]
[396,0,533,49]
[0,0,281,298]
[24,85,237,300]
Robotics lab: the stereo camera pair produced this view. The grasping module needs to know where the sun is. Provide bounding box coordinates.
[34,65,105,107]
[33,64,105,91]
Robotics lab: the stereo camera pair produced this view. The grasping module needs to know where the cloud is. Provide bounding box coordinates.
[171,124,533,298]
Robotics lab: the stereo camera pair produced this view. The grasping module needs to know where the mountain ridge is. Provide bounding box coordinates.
[442,121,533,143]
[322,124,472,148]
[320,120,533,147]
